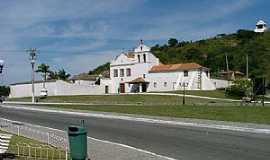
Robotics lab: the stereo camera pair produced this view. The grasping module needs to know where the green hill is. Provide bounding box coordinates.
[89,29,270,81]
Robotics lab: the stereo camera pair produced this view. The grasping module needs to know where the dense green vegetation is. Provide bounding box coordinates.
[36,63,71,81]
[89,30,270,82]
[88,62,110,75]
[152,30,270,80]
[0,86,10,96]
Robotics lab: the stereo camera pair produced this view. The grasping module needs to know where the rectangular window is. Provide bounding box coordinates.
[173,82,176,89]
[154,82,157,88]
[138,55,141,63]
[120,69,124,77]
[184,70,189,77]
[164,82,167,87]
[113,69,118,77]
[126,68,131,77]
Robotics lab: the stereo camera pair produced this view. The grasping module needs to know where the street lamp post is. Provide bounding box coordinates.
[0,60,4,74]
[28,49,37,103]
[182,82,188,105]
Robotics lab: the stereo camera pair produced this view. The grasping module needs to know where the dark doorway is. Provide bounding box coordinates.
[142,84,147,92]
[120,83,125,93]
[105,85,109,94]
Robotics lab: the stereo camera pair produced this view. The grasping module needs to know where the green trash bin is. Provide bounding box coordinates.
[68,126,88,160]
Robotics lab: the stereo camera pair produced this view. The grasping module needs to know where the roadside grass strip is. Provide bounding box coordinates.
[0,130,68,159]
[29,104,270,125]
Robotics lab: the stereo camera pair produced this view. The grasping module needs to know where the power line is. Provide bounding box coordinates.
[0,49,113,55]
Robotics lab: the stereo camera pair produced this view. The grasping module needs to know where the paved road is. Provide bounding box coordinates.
[0,106,270,160]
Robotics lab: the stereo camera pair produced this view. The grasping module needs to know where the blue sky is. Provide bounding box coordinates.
[0,0,269,84]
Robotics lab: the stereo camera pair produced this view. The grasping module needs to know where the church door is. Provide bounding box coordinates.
[120,83,125,93]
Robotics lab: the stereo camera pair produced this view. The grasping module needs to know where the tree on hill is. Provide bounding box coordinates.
[87,29,270,85]
[88,62,110,75]
[151,30,270,82]
[168,38,178,47]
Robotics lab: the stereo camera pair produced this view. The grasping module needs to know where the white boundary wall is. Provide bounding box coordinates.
[9,80,105,98]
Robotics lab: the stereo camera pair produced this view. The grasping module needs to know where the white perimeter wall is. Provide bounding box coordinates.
[211,79,231,89]
[9,80,105,98]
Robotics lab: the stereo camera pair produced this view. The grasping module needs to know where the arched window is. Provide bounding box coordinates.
[137,55,141,63]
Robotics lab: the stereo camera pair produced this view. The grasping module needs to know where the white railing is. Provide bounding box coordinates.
[0,118,69,151]
[8,144,68,160]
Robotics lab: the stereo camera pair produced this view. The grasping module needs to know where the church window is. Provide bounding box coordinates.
[113,69,118,77]
[154,82,157,88]
[120,69,124,77]
[164,82,167,87]
[143,54,146,63]
[184,70,189,77]
[126,68,131,77]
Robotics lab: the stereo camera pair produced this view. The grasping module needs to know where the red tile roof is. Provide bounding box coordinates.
[149,63,207,73]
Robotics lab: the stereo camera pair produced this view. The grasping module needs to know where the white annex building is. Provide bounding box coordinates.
[9,41,220,98]
[107,40,216,93]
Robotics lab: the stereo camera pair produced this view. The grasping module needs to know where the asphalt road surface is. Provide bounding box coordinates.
[0,105,270,160]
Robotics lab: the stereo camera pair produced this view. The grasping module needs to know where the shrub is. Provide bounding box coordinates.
[225,79,252,98]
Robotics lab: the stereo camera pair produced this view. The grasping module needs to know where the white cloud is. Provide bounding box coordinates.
[0,0,260,84]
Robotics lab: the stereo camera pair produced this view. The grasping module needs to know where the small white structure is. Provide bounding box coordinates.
[254,20,268,33]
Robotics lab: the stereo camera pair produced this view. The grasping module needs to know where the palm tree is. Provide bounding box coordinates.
[36,63,50,88]
[48,71,58,80]
[57,69,70,81]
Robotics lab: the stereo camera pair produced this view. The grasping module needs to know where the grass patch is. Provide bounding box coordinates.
[39,104,270,124]
[8,94,237,106]
[0,130,67,159]
[161,90,234,99]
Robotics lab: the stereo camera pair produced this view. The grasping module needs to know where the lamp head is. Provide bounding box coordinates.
[0,59,4,74]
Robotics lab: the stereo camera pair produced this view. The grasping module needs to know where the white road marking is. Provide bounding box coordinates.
[0,108,177,160]
[2,104,270,135]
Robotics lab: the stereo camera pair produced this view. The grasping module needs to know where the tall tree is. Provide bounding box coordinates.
[168,38,178,47]
[0,86,10,97]
[57,69,70,81]
[36,63,50,88]
[48,71,59,80]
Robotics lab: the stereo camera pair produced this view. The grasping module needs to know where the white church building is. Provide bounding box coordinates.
[107,41,216,94]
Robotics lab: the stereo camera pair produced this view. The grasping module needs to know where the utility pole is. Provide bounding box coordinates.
[246,54,249,79]
[225,53,230,87]
[27,48,37,103]
[0,60,4,85]
[182,83,188,105]
[262,76,266,106]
